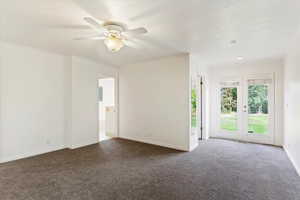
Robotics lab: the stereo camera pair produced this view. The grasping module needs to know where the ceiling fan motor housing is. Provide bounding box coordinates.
[103,21,126,33]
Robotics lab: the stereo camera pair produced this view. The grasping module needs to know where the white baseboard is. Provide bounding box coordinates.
[119,135,188,151]
[284,145,300,176]
[70,141,99,149]
[0,145,65,164]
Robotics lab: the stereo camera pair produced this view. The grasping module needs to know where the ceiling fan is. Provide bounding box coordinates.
[74,17,148,52]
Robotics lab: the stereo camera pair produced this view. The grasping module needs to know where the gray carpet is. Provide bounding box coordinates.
[0,138,299,200]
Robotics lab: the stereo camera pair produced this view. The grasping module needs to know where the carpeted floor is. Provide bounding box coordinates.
[0,138,299,200]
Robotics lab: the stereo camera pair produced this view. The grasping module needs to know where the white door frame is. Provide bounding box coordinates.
[241,73,275,145]
[215,76,243,140]
[214,73,275,145]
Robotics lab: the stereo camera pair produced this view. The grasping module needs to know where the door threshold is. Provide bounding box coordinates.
[209,137,282,147]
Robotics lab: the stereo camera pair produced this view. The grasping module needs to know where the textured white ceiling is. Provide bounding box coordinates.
[1,0,300,67]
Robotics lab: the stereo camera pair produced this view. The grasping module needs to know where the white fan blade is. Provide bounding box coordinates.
[123,27,147,36]
[74,35,106,40]
[83,17,106,33]
[47,24,91,30]
[123,39,140,49]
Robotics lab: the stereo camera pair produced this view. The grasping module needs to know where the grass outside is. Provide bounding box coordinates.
[221,113,268,134]
[221,113,238,131]
[192,114,196,128]
[248,114,268,134]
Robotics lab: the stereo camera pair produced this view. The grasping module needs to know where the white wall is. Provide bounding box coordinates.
[0,42,69,162]
[283,40,300,175]
[208,58,284,146]
[0,42,118,162]
[70,57,99,149]
[119,54,191,151]
[69,57,117,149]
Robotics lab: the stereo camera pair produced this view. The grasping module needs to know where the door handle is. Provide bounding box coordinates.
[243,105,247,112]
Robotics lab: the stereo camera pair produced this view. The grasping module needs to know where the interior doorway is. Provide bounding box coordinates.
[98,77,116,141]
[215,74,275,145]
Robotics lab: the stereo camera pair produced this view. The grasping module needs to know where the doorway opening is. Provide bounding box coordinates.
[98,77,116,142]
[191,75,205,140]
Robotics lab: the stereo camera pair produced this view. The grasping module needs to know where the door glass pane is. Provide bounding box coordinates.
[191,88,197,128]
[220,87,238,131]
[191,79,197,128]
[248,80,269,134]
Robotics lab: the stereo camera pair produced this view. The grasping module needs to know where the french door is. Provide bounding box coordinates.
[217,74,274,145]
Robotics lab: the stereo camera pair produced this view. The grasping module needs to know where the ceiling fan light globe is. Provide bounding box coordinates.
[104,36,124,52]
